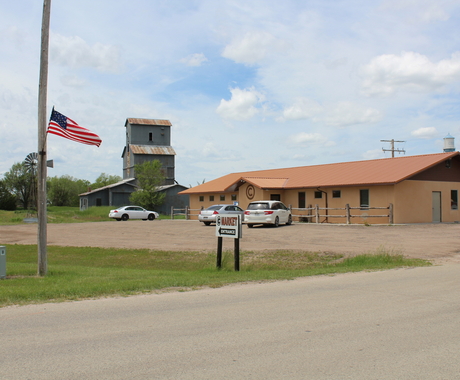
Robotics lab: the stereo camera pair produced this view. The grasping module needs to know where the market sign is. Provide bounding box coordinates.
[215,214,242,239]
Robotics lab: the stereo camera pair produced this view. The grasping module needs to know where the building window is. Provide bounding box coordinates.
[298,192,306,208]
[332,190,341,198]
[270,194,281,201]
[220,195,225,201]
[231,194,237,201]
[360,189,369,208]
[451,190,458,210]
[149,132,153,141]
[209,195,214,202]
[314,191,322,199]
[199,196,204,202]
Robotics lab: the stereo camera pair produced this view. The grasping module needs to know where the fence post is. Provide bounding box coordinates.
[389,203,393,224]
[315,204,319,224]
[346,203,350,224]
[171,206,174,220]
[185,206,189,220]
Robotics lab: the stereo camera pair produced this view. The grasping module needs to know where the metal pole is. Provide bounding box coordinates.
[216,237,222,269]
[234,238,240,271]
[37,0,51,276]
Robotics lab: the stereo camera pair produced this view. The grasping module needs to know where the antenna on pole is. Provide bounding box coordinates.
[381,139,405,158]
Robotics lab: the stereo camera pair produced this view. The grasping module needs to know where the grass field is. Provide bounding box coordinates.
[0,206,179,225]
[0,207,432,307]
[0,244,430,308]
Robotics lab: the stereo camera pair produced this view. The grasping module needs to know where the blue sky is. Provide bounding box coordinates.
[1,0,460,187]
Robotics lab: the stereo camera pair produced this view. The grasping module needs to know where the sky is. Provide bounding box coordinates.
[1,0,460,187]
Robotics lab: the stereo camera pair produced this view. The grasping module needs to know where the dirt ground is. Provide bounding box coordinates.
[1,220,460,264]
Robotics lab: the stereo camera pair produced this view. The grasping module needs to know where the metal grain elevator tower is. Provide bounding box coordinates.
[122,118,176,184]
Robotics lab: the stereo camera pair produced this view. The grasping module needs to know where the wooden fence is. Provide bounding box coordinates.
[171,203,394,224]
[170,206,201,220]
[290,203,393,224]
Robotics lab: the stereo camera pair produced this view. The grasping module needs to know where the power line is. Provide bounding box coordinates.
[381,139,405,158]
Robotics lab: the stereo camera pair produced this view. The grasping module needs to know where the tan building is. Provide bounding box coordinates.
[179,152,460,224]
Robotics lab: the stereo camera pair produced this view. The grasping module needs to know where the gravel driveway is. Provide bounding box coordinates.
[1,220,460,264]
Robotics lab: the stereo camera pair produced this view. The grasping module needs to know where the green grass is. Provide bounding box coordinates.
[0,206,178,225]
[0,245,431,307]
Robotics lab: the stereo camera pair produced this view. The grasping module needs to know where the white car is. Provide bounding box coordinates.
[109,206,159,221]
[244,200,292,228]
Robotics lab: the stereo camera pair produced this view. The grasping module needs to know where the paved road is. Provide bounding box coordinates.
[1,264,459,379]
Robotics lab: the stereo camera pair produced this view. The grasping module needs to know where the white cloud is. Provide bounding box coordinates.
[362,51,460,96]
[216,87,265,120]
[362,149,384,160]
[0,26,27,47]
[2,1,460,187]
[411,127,438,139]
[50,32,121,73]
[282,99,381,127]
[323,102,382,127]
[288,132,335,147]
[180,53,208,67]
[283,98,323,120]
[222,31,285,65]
[60,75,87,87]
[201,142,219,157]
[379,0,451,23]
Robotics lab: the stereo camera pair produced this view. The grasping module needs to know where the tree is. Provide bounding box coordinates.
[129,160,166,210]
[3,162,32,209]
[47,175,90,207]
[91,173,122,189]
[0,179,17,210]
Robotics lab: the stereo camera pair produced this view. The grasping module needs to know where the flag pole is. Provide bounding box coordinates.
[37,0,51,276]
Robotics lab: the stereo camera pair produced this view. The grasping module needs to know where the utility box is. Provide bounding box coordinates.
[0,246,6,279]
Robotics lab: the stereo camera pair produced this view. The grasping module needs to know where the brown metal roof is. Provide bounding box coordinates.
[180,152,459,194]
[244,177,290,189]
[125,118,172,126]
[130,144,176,155]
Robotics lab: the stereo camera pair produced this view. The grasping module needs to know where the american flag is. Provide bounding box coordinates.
[47,109,102,147]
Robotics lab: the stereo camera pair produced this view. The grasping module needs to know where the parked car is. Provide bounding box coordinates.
[198,204,244,226]
[244,200,292,227]
[108,206,159,221]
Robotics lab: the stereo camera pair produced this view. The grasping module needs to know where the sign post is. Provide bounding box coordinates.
[215,214,242,271]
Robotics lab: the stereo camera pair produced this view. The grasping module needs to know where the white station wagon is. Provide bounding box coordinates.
[244,200,292,228]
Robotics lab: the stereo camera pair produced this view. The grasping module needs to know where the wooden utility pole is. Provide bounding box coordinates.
[381,139,405,158]
[37,0,51,276]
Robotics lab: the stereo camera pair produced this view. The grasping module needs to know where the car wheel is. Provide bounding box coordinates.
[286,215,292,225]
[273,216,279,227]
[121,214,129,221]
[204,222,211,226]
[148,214,155,221]
[247,224,254,228]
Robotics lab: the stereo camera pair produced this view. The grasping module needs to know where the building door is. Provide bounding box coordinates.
[298,192,306,208]
[432,191,441,223]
